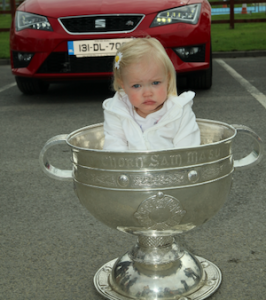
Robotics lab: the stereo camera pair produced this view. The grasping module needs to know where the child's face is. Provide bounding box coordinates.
[120,58,168,118]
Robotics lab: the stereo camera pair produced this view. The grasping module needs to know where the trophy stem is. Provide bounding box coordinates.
[94,235,222,300]
[130,235,183,265]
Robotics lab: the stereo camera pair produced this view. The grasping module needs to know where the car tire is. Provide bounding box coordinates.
[188,45,212,90]
[15,76,50,95]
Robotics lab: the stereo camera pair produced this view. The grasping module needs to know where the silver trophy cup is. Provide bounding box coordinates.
[39,119,263,300]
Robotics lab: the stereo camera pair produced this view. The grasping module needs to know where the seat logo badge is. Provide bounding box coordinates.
[126,20,134,26]
[95,19,106,28]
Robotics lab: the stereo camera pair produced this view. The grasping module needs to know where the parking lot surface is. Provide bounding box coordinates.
[0,56,266,300]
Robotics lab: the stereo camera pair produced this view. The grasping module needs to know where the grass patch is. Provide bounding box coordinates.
[211,22,266,51]
[0,32,10,58]
[0,15,12,58]
[0,12,266,58]
[0,14,12,28]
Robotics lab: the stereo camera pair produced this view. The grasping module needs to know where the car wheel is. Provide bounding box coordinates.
[15,76,50,95]
[188,45,212,90]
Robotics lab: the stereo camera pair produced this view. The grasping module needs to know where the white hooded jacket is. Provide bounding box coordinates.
[103,91,200,151]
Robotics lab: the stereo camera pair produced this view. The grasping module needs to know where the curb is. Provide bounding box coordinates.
[1,51,266,66]
[0,58,10,65]
[212,50,266,58]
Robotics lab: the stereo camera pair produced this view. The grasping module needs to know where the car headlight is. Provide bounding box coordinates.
[151,4,201,27]
[15,11,53,31]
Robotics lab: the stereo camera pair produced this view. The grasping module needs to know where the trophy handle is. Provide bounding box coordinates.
[232,124,263,170]
[39,134,73,181]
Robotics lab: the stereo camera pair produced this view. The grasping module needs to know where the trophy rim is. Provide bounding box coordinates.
[65,118,237,153]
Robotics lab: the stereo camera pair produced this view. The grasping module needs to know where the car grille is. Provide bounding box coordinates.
[37,52,114,73]
[59,15,144,34]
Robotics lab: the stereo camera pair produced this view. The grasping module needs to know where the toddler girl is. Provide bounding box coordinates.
[103,37,200,151]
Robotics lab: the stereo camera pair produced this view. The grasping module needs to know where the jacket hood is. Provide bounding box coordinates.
[19,0,190,18]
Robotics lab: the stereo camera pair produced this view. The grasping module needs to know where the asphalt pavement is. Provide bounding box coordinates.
[1,55,266,300]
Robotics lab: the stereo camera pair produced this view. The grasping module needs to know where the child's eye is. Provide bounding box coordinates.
[132,84,141,88]
[152,81,160,86]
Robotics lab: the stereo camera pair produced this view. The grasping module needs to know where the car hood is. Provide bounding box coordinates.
[20,0,190,18]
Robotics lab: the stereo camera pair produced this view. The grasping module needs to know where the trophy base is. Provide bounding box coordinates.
[94,255,222,300]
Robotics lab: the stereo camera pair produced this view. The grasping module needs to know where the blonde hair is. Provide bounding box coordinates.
[113,37,177,96]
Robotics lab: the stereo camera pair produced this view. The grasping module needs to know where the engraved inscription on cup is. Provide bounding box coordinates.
[74,156,233,189]
[100,148,223,170]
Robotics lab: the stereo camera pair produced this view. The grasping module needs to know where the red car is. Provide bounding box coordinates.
[10,0,212,94]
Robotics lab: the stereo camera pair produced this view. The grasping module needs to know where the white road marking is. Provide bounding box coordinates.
[216,59,266,109]
[0,82,16,93]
